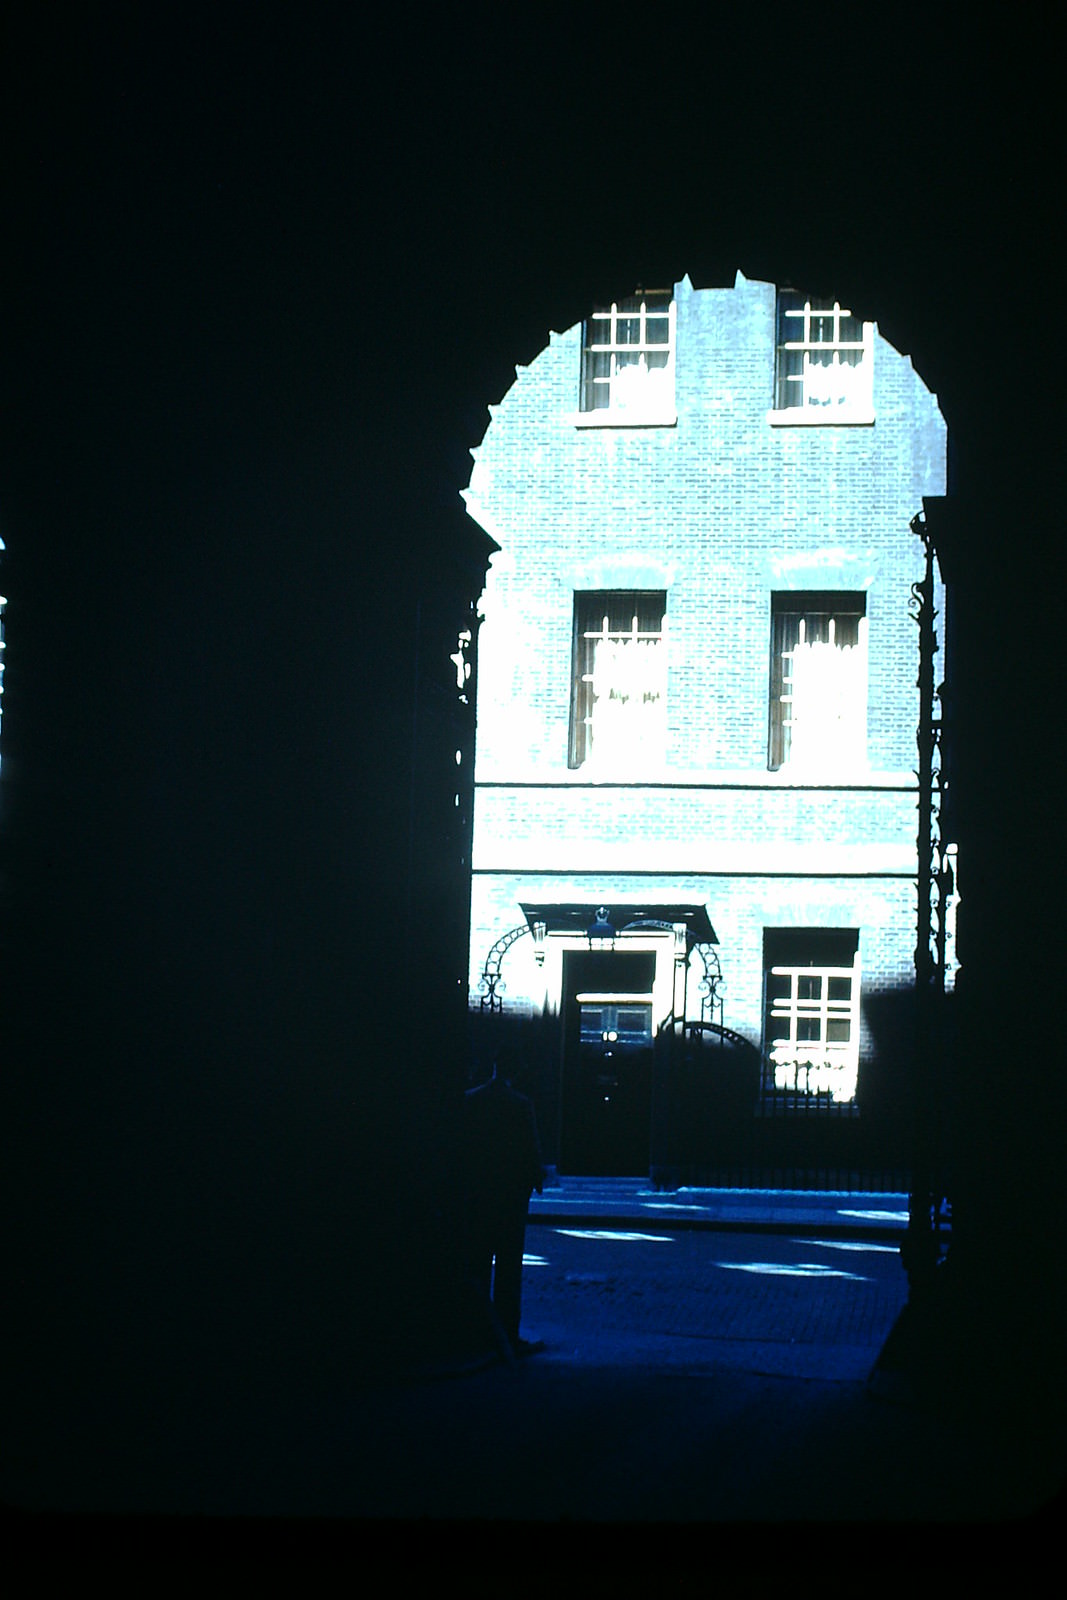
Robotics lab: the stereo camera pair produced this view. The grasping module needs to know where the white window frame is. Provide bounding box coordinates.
[570,591,667,771]
[576,293,676,427]
[577,994,655,1049]
[769,294,874,426]
[767,954,861,1102]
[769,593,868,775]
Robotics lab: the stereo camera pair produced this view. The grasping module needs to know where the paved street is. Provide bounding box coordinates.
[519,1222,908,1380]
[8,1218,1046,1533]
[250,1224,1029,1528]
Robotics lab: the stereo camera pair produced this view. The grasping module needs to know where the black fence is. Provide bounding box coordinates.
[648,1023,914,1193]
[467,1006,920,1197]
[652,1092,912,1194]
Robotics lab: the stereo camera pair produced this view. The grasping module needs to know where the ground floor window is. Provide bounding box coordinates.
[762,928,860,1102]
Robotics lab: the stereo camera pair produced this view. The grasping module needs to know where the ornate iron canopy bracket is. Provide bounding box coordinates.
[476,923,533,1014]
[686,941,726,1042]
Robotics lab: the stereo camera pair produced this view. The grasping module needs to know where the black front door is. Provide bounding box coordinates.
[560,950,656,1175]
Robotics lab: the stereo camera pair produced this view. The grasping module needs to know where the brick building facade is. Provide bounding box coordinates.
[462,271,949,1182]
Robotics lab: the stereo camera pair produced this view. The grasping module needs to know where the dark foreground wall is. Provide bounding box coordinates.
[0,455,489,1395]
[0,9,1062,1488]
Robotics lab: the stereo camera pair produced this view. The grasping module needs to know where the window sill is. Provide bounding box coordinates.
[767,408,875,427]
[477,769,918,790]
[753,1097,860,1118]
[571,411,677,430]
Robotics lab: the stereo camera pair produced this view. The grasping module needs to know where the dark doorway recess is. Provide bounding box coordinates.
[560,950,657,1176]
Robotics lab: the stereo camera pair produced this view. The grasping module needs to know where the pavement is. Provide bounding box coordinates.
[406,1178,944,1397]
[528,1175,935,1241]
[3,1176,1058,1545]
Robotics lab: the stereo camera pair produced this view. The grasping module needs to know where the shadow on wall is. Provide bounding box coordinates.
[654,1024,761,1176]
[860,983,957,1184]
[453,1004,929,1180]
[860,988,917,1128]
[464,1008,765,1183]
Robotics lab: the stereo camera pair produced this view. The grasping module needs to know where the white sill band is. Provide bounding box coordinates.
[571,411,678,430]
[767,408,875,427]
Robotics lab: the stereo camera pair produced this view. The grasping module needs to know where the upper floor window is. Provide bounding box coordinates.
[769,592,867,773]
[569,591,666,771]
[772,291,873,421]
[579,292,675,422]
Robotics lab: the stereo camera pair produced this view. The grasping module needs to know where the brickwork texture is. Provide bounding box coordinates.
[463,269,946,1118]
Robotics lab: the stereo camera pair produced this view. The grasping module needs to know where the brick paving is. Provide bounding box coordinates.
[520,1222,907,1380]
[3,1200,1052,1532]
[2,1246,1049,1534]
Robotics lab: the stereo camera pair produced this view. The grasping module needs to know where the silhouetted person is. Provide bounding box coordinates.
[462,1057,546,1359]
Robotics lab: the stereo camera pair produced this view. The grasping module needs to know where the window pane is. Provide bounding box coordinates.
[616,317,642,345]
[776,289,803,342]
[826,1018,851,1043]
[579,1006,605,1044]
[777,347,804,407]
[576,591,663,637]
[798,611,832,644]
[765,928,860,968]
[797,974,821,1001]
[797,1016,822,1042]
[626,593,662,632]
[602,594,635,632]
[645,314,671,345]
[830,612,860,648]
[581,348,612,411]
[769,595,866,768]
[616,1005,652,1039]
[572,592,666,768]
[586,314,613,347]
[827,976,852,1002]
